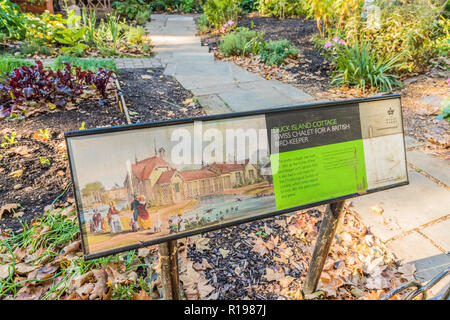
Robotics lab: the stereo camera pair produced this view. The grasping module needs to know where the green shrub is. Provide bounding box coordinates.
[112,0,151,23]
[126,25,146,45]
[196,13,211,32]
[257,0,310,19]
[20,39,52,56]
[240,0,257,12]
[218,28,258,56]
[203,0,241,29]
[315,0,446,74]
[179,0,194,12]
[135,10,151,25]
[260,39,299,66]
[330,41,402,92]
[219,28,298,66]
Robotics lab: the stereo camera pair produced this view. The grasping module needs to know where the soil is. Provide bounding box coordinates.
[198,14,332,95]
[0,67,204,233]
[0,89,126,233]
[399,76,449,159]
[118,68,205,124]
[187,213,313,300]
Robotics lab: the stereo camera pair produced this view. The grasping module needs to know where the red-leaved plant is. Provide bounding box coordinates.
[0,60,115,118]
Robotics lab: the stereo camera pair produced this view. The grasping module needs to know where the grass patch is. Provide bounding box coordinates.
[0,193,152,299]
[0,55,33,75]
[50,55,118,72]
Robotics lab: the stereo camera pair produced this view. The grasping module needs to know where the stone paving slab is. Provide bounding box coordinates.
[196,94,233,115]
[404,136,425,149]
[407,149,450,186]
[173,62,261,90]
[216,81,315,112]
[351,168,450,242]
[387,232,450,297]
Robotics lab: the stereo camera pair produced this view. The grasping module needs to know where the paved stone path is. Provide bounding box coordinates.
[351,136,449,297]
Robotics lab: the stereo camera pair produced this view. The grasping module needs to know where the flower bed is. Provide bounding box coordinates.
[0,0,152,59]
[0,62,204,234]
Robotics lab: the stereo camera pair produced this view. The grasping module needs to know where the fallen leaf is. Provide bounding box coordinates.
[9,146,32,157]
[278,276,294,288]
[76,283,94,300]
[15,263,36,276]
[370,206,384,216]
[365,289,385,300]
[0,264,12,280]
[398,263,416,282]
[265,235,279,250]
[138,248,151,258]
[61,240,81,256]
[193,258,212,271]
[9,169,23,178]
[36,265,58,281]
[251,238,269,257]
[219,248,230,258]
[194,237,210,252]
[0,203,19,219]
[263,267,285,282]
[104,265,130,285]
[198,280,215,299]
[288,288,303,300]
[133,289,151,300]
[89,269,108,300]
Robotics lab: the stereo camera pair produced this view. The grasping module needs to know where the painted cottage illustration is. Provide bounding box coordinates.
[124,148,263,206]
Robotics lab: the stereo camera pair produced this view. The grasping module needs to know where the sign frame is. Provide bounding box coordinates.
[65,94,409,260]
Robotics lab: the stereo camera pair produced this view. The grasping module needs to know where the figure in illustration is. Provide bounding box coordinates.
[130,217,138,232]
[154,211,162,233]
[177,211,183,232]
[90,209,103,233]
[130,194,140,231]
[108,201,123,233]
[136,195,152,231]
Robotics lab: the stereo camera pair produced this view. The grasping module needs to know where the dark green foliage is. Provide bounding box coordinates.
[218,28,258,56]
[330,41,402,92]
[112,0,152,23]
[20,39,52,57]
[219,28,298,66]
[259,39,299,66]
[203,0,241,29]
[239,0,256,12]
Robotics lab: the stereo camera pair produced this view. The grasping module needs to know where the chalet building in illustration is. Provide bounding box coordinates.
[124,148,263,206]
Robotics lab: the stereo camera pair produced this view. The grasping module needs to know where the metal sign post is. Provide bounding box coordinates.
[158,240,181,300]
[303,200,346,295]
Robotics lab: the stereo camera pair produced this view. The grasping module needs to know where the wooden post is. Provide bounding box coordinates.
[303,200,346,295]
[158,240,181,300]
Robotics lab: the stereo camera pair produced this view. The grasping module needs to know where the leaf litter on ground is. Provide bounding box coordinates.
[0,202,417,300]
